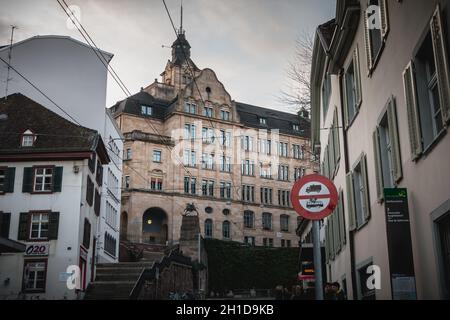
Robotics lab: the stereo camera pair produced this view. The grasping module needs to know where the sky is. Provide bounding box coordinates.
[0,0,335,114]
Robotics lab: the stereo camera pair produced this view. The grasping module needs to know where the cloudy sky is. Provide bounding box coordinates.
[0,0,335,113]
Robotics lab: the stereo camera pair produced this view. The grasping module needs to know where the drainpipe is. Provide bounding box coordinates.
[338,68,357,300]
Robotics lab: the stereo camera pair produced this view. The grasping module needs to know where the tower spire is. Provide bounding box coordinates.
[179,0,184,35]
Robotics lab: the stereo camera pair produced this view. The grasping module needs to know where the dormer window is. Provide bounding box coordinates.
[141,105,153,116]
[21,130,36,147]
[293,124,300,132]
[259,117,267,125]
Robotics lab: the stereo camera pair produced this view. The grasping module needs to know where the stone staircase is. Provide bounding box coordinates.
[84,250,165,300]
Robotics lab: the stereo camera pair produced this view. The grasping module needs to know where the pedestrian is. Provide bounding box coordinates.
[290,285,305,300]
[324,282,335,300]
[283,287,291,300]
[332,282,346,300]
[274,285,284,300]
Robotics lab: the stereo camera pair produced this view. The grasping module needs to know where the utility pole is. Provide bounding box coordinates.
[5,25,17,99]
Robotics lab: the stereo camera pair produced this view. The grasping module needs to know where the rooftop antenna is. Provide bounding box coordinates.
[5,25,18,100]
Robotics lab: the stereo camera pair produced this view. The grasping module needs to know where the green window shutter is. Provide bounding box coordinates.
[354,46,363,107]
[387,98,403,183]
[380,0,389,39]
[22,167,33,193]
[333,108,341,162]
[346,172,356,231]
[48,212,60,240]
[402,62,422,159]
[0,212,11,238]
[334,208,341,253]
[329,131,335,177]
[18,212,29,241]
[53,167,63,192]
[4,167,15,193]
[372,128,384,201]
[329,218,335,260]
[325,224,330,262]
[430,4,450,123]
[339,191,346,246]
[363,6,373,73]
[342,74,349,128]
[361,154,371,222]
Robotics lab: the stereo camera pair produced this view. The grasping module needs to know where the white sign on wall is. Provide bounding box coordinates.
[25,244,49,256]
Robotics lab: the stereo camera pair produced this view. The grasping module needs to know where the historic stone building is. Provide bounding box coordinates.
[111,27,312,248]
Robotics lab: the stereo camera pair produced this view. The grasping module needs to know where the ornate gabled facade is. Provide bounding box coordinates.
[111,28,313,248]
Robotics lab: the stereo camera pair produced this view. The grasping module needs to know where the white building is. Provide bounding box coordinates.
[0,94,110,299]
[0,35,123,264]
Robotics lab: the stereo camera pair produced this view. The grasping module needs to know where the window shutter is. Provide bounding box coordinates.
[4,167,15,193]
[48,212,60,240]
[380,0,389,39]
[372,128,384,201]
[402,62,422,159]
[346,172,356,231]
[324,147,330,179]
[22,167,33,193]
[0,212,11,238]
[325,224,330,262]
[354,46,363,107]
[363,7,373,72]
[53,167,63,192]
[329,131,335,177]
[430,4,450,124]
[339,191,346,246]
[387,98,403,183]
[329,218,335,260]
[361,155,371,221]
[333,108,341,162]
[18,212,29,241]
[334,208,341,253]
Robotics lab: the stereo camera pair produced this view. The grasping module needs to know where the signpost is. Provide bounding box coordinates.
[291,174,338,300]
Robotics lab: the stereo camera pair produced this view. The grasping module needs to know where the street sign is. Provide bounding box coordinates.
[290,174,338,220]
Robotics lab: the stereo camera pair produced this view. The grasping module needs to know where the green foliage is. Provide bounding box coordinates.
[204,239,299,292]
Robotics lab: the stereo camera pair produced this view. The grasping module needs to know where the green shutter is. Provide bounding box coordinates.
[18,212,29,241]
[363,6,373,72]
[48,212,60,240]
[380,0,389,39]
[329,130,335,177]
[334,208,341,253]
[343,73,350,128]
[329,218,335,260]
[387,98,403,183]
[339,191,346,246]
[361,155,371,222]
[0,212,11,238]
[372,128,384,201]
[22,167,33,193]
[4,167,15,193]
[402,62,422,159]
[346,172,356,231]
[325,224,330,262]
[354,46,363,107]
[430,4,450,124]
[53,167,63,192]
[334,108,341,162]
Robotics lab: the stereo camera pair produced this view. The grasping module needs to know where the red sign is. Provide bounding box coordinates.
[290,174,338,220]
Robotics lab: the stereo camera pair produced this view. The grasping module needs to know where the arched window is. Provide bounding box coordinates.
[280,214,290,232]
[244,210,254,229]
[262,212,272,230]
[222,221,231,239]
[204,219,213,238]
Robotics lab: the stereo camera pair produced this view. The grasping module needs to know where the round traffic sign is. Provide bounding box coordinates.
[290,174,338,220]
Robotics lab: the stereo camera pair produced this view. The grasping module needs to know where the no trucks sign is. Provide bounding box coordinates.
[290,174,338,220]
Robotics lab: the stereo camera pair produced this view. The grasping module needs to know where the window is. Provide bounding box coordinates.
[260,163,272,179]
[184,177,197,194]
[373,98,402,201]
[86,176,94,206]
[141,105,153,116]
[262,212,272,230]
[107,169,119,199]
[241,160,255,176]
[286,240,292,248]
[125,148,132,160]
[259,139,271,155]
[294,167,305,181]
[280,215,290,232]
[278,190,291,207]
[259,117,267,125]
[364,0,389,72]
[260,187,273,205]
[150,177,163,191]
[292,145,304,160]
[182,75,192,84]
[220,182,231,199]
[204,219,213,238]
[201,153,215,170]
[277,142,289,157]
[242,136,254,152]
[293,124,300,132]
[403,7,450,160]
[22,134,35,147]
[202,127,215,144]
[124,176,130,189]
[83,218,91,249]
[184,102,197,114]
[203,106,213,118]
[23,260,47,292]
[184,124,196,140]
[153,150,162,163]
[88,153,96,173]
[325,191,346,260]
[0,168,6,192]
[94,190,101,216]
[105,201,117,228]
[220,130,231,147]
[322,73,331,117]
[222,221,231,239]
[278,165,289,181]
[263,238,274,247]
[220,110,230,121]
[104,232,117,257]
[242,185,255,203]
[244,236,255,246]
[0,167,15,194]
[183,150,196,167]
[344,47,362,126]
[34,167,53,192]
[244,210,254,229]
[30,213,49,240]
[96,161,103,186]
[108,137,120,166]
[220,155,231,172]
[347,155,371,231]
[202,180,214,197]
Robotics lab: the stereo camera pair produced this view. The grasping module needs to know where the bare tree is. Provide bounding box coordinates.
[278,31,314,115]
